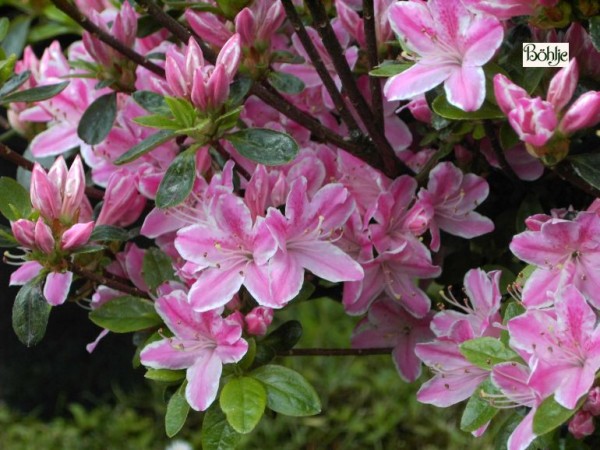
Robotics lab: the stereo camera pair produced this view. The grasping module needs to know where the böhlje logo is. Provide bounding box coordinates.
[523,42,569,67]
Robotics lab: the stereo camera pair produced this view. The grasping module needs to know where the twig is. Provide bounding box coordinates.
[304,0,404,177]
[50,0,165,78]
[68,261,149,298]
[280,0,362,135]
[0,143,105,200]
[363,0,384,129]
[277,347,393,356]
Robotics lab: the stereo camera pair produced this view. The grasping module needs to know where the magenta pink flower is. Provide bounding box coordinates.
[569,411,595,440]
[245,306,274,336]
[462,0,559,19]
[418,162,494,252]
[352,296,434,382]
[508,286,600,410]
[140,290,248,411]
[510,211,600,308]
[96,170,146,227]
[384,0,503,111]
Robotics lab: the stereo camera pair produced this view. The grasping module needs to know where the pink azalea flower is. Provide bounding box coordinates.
[510,211,600,308]
[96,170,146,227]
[244,306,274,336]
[462,0,559,19]
[384,0,504,111]
[140,290,248,411]
[418,162,494,252]
[352,296,434,382]
[568,411,595,440]
[508,285,600,410]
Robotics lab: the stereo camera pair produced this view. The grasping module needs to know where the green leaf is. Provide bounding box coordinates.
[155,148,197,208]
[220,376,267,434]
[0,81,69,103]
[503,302,526,324]
[89,225,129,242]
[251,365,321,417]
[224,128,298,165]
[77,93,117,145]
[0,70,30,97]
[12,277,52,347]
[165,96,196,128]
[144,368,186,382]
[0,176,32,221]
[0,17,9,42]
[1,16,30,58]
[262,320,303,352]
[460,378,500,432]
[133,114,180,130]
[89,296,161,333]
[516,193,543,233]
[165,384,190,438]
[268,71,305,94]
[499,122,519,151]
[369,62,413,77]
[228,78,252,107]
[459,337,519,369]
[132,90,169,114]
[570,153,600,191]
[142,247,176,291]
[432,94,505,120]
[214,107,242,134]
[533,395,577,436]
[201,405,241,450]
[136,15,162,38]
[114,130,176,165]
[0,224,18,248]
[590,16,600,52]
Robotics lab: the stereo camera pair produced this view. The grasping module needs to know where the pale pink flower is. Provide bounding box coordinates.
[462,0,559,19]
[352,296,434,382]
[140,290,248,411]
[384,0,503,111]
[245,306,274,336]
[96,170,146,227]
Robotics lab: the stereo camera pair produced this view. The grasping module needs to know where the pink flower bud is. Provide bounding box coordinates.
[508,97,558,147]
[112,2,137,48]
[34,218,55,254]
[407,95,432,123]
[547,58,578,111]
[207,64,229,110]
[11,219,36,248]
[585,387,600,416]
[31,163,61,221]
[61,221,94,251]
[97,172,146,227]
[259,1,285,42]
[559,91,600,135]
[216,34,242,80]
[245,306,274,336]
[61,155,86,219]
[493,74,529,116]
[568,411,595,439]
[185,9,232,48]
[336,0,365,47]
[234,8,255,47]
[185,38,205,83]
[165,48,188,98]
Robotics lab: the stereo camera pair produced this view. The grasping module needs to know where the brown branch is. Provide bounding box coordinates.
[277,347,393,356]
[68,261,149,298]
[0,143,105,200]
[50,0,165,78]
[304,0,404,178]
[363,0,384,129]
[280,0,362,135]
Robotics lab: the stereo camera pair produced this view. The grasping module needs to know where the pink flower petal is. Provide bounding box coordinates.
[43,270,73,306]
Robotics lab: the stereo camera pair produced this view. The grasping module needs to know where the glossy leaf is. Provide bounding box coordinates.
[114,130,176,165]
[369,63,413,77]
[89,225,129,242]
[0,177,32,221]
[132,90,169,114]
[77,93,117,145]
[165,384,190,437]
[268,71,305,94]
[0,70,30,97]
[571,153,600,191]
[201,405,241,450]
[220,377,267,434]
[89,296,161,333]
[0,81,69,103]
[142,247,176,291]
[533,395,576,436]
[459,337,519,369]
[224,128,298,165]
[460,378,500,432]
[155,149,197,208]
[432,94,504,120]
[12,276,51,347]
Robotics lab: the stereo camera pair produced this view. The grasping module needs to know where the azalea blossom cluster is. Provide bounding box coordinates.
[2,0,600,447]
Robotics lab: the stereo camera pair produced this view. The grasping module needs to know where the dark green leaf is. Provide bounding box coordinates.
[142,247,176,291]
[89,296,161,333]
[89,225,129,242]
[460,378,500,432]
[0,177,32,221]
[228,78,252,107]
[590,16,600,52]
[77,93,117,145]
[0,81,69,103]
[516,194,543,233]
[262,320,303,352]
[499,122,519,151]
[70,244,104,254]
[369,63,413,77]
[156,149,196,208]
[459,337,519,369]
[225,128,298,165]
[268,71,305,94]
[220,376,267,434]
[165,384,190,438]
[0,17,9,42]
[0,224,18,248]
[201,405,241,450]
[132,90,169,114]
[432,94,504,120]
[571,153,600,191]
[0,70,30,97]
[251,365,321,417]
[1,16,30,58]
[533,395,576,436]
[144,368,186,382]
[136,15,162,38]
[12,277,52,347]
[114,130,176,165]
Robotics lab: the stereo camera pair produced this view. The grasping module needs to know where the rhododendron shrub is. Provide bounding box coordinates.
[1,0,600,448]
